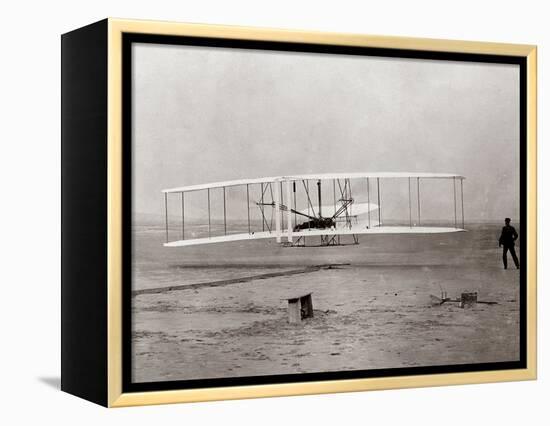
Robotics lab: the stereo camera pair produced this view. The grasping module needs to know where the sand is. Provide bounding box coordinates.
[131,223,520,383]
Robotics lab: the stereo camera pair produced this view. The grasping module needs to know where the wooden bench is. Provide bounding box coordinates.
[286,292,313,324]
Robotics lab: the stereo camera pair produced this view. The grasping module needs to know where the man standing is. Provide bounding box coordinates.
[499,218,519,270]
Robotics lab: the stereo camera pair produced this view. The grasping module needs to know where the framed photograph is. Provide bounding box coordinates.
[61,18,537,407]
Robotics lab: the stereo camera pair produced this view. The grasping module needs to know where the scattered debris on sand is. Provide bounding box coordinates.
[429,291,498,308]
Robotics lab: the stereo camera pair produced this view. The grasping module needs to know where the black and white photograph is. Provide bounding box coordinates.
[129,39,524,385]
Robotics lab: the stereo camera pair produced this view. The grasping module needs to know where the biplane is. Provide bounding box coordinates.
[161,173,465,247]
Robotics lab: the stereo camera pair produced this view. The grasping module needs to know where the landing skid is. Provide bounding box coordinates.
[282,234,360,247]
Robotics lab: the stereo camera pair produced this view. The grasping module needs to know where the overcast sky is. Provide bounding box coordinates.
[132,43,520,222]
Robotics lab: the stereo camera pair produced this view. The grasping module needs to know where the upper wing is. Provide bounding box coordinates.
[162,176,279,193]
[162,172,465,193]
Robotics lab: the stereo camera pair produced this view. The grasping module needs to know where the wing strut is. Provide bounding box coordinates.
[286,180,293,242]
[223,187,227,235]
[207,188,211,237]
[408,177,412,228]
[317,180,322,217]
[261,183,265,232]
[336,179,351,228]
[293,181,297,227]
[333,179,337,218]
[181,192,189,240]
[417,177,421,226]
[258,183,274,233]
[164,192,169,243]
[453,177,457,228]
[377,178,381,226]
[461,179,465,229]
[246,184,250,234]
[302,180,316,219]
[275,180,281,242]
[367,177,371,228]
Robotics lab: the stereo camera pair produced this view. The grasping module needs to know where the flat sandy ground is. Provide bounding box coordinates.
[131,223,520,383]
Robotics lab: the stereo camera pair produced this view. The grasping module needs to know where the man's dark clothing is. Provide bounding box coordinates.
[499,225,519,269]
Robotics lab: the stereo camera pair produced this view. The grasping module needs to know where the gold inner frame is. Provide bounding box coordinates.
[106,18,537,407]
